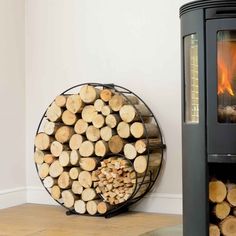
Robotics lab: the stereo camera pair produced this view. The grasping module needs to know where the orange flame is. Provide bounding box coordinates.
[218,41,236,96]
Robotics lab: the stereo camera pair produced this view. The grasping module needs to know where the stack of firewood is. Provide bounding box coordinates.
[34,84,161,215]
[209,179,236,236]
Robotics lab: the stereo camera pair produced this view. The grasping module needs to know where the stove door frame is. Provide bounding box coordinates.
[207,18,236,155]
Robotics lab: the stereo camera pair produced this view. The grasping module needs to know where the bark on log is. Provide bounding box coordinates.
[105,114,121,128]
[74,200,86,214]
[117,122,130,138]
[100,89,113,102]
[55,126,74,144]
[92,114,105,128]
[220,216,236,236]
[95,140,109,157]
[69,134,84,150]
[58,172,72,189]
[108,135,125,154]
[86,125,101,142]
[79,141,95,157]
[49,160,64,178]
[81,105,98,123]
[74,119,88,135]
[80,85,100,104]
[62,110,77,126]
[135,138,162,154]
[78,171,92,188]
[66,94,83,113]
[209,180,227,203]
[34,133,53,151]
[130,122,159,138]
[46,102,62,122]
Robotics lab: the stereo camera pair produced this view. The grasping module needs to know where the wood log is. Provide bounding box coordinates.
[55,95,67,107]
[130,122,159,138]
[86,125,101,142]
[66,94,83,113]
[43,121,61,135]
[34,133,53,151]
[49,160,64,178]
[95,140,109,157]
[124,143,137,160]
[81,105,98,123]
[38,163,50,179]
[46,102,62,122]
[121,104,152,120]
[209,180,227,203]
[209,224,220,236]
[133,153,162,174]
[220,216,236,236]
[72,181,83,194]
[62,190,77,208]
[101,105,111,116]
[74,119,88,135]
[70,150,81,166]
[109,95,139,112]
[59,151,71,167]
[135,138,162,154]
[55,126,74,144]
[50,141,64,157]
[213,201,231,220]
[108,135,125,154]
[69,134,84,150]
[94,99,105,112]
[78,171,92,188]
[227,183,236,206]
[86,200,100,215]
[100,126,115,142]
[117,121,130,138]
[43,154,56,164]
[74,200,86,214]
[62,110,77,126]
[69,167,82,180]
[105,114,121,128]
[92,114,105,129]
[97,202,112,214]
[51,185,61,200]
[79,141,95,157]
[81,188,97,201]
[34,150,44,164]
[58,172,72,189]
[100,89,113,102]
[43,176,57,188]
[80,85,100,104]
[79,157,98,171]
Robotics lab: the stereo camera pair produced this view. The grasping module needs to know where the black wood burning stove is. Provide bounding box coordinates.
[180,1,236,235]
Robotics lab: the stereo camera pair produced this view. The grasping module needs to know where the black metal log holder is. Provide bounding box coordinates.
[34,83,166,218]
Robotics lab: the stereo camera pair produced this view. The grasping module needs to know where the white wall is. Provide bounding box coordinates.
[25,0,189,214]
[0,0,26,208]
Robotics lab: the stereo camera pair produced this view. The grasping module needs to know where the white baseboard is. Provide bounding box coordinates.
[0,187,27,209]
[27,186,182,215]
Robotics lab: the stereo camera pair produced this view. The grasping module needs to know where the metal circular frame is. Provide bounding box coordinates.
[34,82,166,218]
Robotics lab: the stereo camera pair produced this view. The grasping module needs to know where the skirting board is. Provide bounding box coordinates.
[26,186,182,215]
[0,187,26,209]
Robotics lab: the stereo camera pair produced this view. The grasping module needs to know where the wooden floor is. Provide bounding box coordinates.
[0,204,181,236]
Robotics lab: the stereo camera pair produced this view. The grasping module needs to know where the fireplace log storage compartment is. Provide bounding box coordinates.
[180,1,236,236]
[33,83,166,218]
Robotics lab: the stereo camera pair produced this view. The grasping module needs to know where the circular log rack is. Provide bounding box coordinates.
[34,83,166,218]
